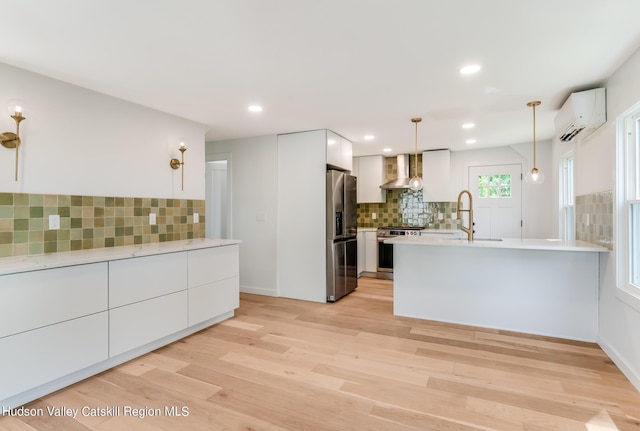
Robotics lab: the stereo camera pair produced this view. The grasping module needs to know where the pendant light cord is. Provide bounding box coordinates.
[524,101,544,184]
[414,120,418,176]
[527,101,541,170]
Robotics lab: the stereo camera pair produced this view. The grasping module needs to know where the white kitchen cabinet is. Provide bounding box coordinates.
[277,130,327,302]
[109,291,188,356]
[188,245,240,325]
[0,312,108,401]
[357,231,365,276]
[0,240,240,410]
[0,262,108,338]
[326,130,353,171]
[364,231,378,273]
[422,149,451,202]
[189,277,239,326]
[109,252,187,308]
[354,155,386,203]
[188,245,239,288]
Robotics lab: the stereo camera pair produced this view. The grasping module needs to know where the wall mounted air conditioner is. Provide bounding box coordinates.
[555,88,606,143]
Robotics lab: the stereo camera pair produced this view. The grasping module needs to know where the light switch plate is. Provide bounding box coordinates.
[372,213,377,220]
[149,213,157,225]
[49,214,60,230]
[193,212,199,223]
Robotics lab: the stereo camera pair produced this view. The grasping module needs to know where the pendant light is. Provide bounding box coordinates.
[524,100,545,184]
[408,117,423,191]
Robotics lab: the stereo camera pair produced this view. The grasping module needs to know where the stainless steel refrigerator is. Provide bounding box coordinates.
[326,170,358,302]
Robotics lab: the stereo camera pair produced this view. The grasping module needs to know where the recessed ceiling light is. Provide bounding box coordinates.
[383,148,392,153]
[465,139,477,145]
[248,105,263,112]
[460,64,481,75]
[364,135,375,141]
[462,123,475,129]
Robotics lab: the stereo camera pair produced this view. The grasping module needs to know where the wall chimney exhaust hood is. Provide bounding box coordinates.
[380,154,411,189]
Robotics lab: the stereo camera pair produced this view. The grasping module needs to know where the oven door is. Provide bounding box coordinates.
[377,237,394,273]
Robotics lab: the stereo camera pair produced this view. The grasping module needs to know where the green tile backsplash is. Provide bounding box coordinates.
[575,190,613,249]
[357,155,460,229]
[0,192,206,258]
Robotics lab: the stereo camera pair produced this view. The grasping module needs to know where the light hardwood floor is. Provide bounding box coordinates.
[2,278,640,430]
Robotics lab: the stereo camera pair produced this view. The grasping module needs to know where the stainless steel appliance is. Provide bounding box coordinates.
[326,170,358,302]
[376,226,422,278]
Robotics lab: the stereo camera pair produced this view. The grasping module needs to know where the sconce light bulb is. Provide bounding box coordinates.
[7,99,26,118]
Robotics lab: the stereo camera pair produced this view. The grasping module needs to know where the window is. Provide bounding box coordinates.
[561,153,575,240]
[617,101,640,308]
[477,174,511,198]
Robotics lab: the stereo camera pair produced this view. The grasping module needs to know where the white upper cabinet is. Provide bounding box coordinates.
[354,155,386,203]
[422,149,451,202]
[326,130,352,171]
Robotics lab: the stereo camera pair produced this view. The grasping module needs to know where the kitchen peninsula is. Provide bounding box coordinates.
[387,236,608,341]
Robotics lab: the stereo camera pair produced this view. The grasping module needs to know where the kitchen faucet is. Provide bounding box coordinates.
[457,189,474,241]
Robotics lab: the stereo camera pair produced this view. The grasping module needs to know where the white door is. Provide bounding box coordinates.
[206,159,231,239]
[468,164,522,239]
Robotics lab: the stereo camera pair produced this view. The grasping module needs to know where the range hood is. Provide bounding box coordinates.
[380,154,411,189]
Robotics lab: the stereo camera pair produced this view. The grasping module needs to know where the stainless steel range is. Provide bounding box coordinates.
[376,226,423,278]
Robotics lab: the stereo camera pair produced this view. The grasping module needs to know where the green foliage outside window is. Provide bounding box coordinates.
[478,174,511,198]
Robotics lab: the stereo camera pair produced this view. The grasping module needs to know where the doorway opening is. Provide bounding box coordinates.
[206,158,231,239]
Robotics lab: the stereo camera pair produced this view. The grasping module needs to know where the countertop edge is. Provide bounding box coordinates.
[385,236,609,252]
[0,238,242,276]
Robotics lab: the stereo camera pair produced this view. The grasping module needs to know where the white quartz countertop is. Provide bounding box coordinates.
[0,238,242,276]
[385,236,608,252]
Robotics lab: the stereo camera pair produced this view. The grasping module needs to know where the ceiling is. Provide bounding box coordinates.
[1,1,640,156]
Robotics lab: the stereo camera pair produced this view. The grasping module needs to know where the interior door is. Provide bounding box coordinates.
[468,164,522,239]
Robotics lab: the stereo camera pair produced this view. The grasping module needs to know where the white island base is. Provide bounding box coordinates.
[391,238,606,342]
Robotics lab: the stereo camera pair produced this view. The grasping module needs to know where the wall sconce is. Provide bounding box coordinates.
[0,100,27,181]
[169,141,187,190]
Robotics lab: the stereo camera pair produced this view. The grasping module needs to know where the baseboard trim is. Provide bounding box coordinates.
[598,335,640,392]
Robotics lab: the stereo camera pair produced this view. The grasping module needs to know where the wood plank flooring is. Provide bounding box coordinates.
[2,278,640,430]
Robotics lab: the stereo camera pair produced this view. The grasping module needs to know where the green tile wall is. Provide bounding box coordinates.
[575,190,613,249]
[357,155,461,229]
[0,192,206,258]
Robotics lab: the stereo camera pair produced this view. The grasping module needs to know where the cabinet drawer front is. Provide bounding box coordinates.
[188,245,239,288]
[188,276,239,326]
[0,312,108,401]
[109,252,187,308]
[109,291,188,357]
[0,263,108,339]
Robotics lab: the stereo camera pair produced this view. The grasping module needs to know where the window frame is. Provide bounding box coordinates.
[616,102,640,311]
[560,152,575,240]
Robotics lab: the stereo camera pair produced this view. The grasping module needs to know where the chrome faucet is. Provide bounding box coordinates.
[457,189,474,241]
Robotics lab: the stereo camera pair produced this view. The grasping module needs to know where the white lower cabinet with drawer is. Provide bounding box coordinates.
[109,252,187,308]
[0,240,240,410]
[189,276,239,326]
[0,262,108,339]
[109,291,188,356]
[0,312,108,401]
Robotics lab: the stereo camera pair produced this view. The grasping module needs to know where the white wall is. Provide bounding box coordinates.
[206,135,278,297]
[551,47,640,390]
[0,62,205,199]
[449,141,553,239]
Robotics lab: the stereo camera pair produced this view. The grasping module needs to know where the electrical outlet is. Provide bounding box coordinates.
[49,214,60,230]
[193,212,199,223]
[372,213,377,220]
[451,212,457,220]
[438,213,444,220]
[149,213,157,225]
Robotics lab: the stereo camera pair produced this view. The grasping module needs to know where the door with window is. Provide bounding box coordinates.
[469,164,522,239]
